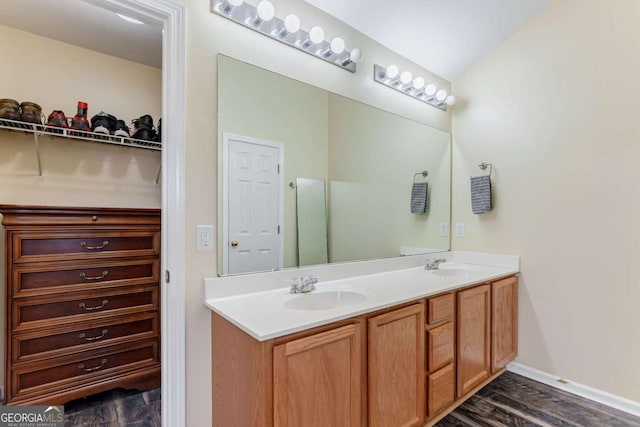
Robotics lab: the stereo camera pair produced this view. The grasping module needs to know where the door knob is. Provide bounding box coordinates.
[231,240,239,247]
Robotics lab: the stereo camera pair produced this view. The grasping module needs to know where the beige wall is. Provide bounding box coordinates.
[452,0,640,402]
[0,24,162,208]
[184,0,451,424]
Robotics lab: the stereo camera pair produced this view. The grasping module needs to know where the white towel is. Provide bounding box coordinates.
[410,182,428,214]
[470,175,492,214]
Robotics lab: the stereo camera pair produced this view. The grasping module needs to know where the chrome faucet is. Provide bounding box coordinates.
[424,258,447,270]
[289,276,318,294]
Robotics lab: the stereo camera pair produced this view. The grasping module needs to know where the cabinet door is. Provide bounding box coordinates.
[457,284,491,398]
[273,323,363,427]
[368,303,425,427]
[492,276,518,372]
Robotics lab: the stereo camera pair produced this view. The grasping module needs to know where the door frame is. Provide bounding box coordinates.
[87,1,186,425]
[222,132,285,275]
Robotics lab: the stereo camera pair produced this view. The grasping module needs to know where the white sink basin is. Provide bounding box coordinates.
[427,262,471,277]
[285,290,366,311]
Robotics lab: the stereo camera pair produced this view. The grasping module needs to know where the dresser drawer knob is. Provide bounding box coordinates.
[91,215,98,221]
[79,270,109,281]
[79,329,108,342]
[79,358,107,372]
[79,299,109,311]
[80,240,109,250]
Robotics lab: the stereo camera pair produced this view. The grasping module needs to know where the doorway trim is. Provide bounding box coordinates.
[222,132,285,275]
[86,0,186,425]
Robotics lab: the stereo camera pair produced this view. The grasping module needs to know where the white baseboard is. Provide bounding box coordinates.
[507,362,640,417]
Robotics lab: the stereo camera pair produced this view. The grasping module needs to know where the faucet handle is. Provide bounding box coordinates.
[289,277,302,293]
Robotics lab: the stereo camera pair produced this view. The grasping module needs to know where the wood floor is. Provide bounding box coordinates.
[62,372,640,426]
[437,371,640,427]
[64,388,160,426]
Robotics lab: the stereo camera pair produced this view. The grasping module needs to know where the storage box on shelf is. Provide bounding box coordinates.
[0,205,161,405]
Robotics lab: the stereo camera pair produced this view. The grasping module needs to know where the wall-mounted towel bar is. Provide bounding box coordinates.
[478,162,493,176]
[413,171,429,182]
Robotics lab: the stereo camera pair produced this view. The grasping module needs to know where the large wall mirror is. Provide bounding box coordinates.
[218,55,451,275]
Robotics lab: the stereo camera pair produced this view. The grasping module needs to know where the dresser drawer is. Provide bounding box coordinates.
[13,286,159,331]
[10,230,160,263]
[12,313,159,363]
[427,293,454,325]
[12,259,159,297]
[426,322,454,372]
[10,339,159,400]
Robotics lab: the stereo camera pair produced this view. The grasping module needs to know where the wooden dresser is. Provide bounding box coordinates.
[0,205,161,405]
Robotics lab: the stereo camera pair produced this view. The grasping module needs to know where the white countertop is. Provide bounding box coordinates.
[205,255,519,341]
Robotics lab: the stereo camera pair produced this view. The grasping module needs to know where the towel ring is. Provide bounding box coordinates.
[413,171,429,182]
[478,162,492,176]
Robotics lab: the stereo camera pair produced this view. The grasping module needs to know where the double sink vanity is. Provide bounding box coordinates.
[205,251,519,426]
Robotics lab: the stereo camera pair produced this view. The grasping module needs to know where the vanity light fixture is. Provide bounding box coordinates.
[211,0,362,72]
[373,64,456,110]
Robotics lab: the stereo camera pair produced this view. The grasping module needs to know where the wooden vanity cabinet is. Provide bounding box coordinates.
[212,275,518,426]
[368,303,425,427]
[456,284,491,398]
[1,205,161,405]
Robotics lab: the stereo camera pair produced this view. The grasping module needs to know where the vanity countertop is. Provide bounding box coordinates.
[205,258,518,341]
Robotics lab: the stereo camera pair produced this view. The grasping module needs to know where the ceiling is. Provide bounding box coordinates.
[304,0,550,80]
[0,0,162,68]
[0,0,549,80]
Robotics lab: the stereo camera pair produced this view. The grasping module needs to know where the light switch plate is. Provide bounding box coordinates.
[455,223,465,238]
[439,223,449,237]
[197,225,214,251]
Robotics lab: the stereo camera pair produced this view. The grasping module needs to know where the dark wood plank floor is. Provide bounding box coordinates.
[64,388,160,426]
[437,371,640,427]
[62,372,640,426]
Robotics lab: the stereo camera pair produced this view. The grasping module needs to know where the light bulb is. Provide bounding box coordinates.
[256,0,275,21]
[400,71,413,85]
[386,65,399,79]
[283,14,300,33]
[445,95,456,106]
[349,48,363,63]
[435,89,448,102]
[425,84,437,97]
[330,37,345,55]
[412,77,425,91]
[221,0,243,14]
[340,48,363,67]
[309,26,325,44]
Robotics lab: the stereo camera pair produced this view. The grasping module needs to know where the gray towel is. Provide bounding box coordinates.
[470,175,492,214]
[410,182,428,214]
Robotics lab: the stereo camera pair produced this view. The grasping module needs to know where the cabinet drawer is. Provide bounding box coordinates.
[426,322,454,373]
[427,363,455,419]
[427,293,454,325]
[12,259,159,297]
[11,339,158,400]
[12,313,159,363]
[10,230,160,263]
[13,286,158,331]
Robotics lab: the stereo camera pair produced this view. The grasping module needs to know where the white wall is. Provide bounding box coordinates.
[452,0,640,402]
[184,0,451,425]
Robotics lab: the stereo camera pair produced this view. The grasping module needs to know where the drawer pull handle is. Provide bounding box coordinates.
[80,240,109,250]
[79,329,108,341]
[79,358,107,372]
[80,270,109,281]
[79,299,108,311]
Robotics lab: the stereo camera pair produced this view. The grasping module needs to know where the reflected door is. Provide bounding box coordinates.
[227,135,283,274]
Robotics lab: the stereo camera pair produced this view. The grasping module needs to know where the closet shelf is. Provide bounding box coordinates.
[0,118,161,151]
